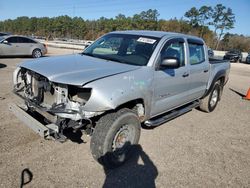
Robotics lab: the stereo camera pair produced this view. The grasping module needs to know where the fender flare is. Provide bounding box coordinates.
[202,69,226,99]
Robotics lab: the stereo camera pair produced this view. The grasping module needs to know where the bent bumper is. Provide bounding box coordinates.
[9,103,58,138]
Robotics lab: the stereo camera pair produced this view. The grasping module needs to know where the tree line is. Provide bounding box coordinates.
[0,5,249,51]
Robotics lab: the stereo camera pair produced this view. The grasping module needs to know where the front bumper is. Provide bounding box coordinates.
[9,103,58,138]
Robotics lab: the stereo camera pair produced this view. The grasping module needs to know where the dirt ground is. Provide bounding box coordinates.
[0,47,249,188]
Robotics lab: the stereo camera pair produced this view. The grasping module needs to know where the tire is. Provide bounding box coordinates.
[199,81,221,113]
[90,108,141,168]
[32,49,42,58]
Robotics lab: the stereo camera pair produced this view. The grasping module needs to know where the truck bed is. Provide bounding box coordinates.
[209,58,228,64]
[207,58,230,89]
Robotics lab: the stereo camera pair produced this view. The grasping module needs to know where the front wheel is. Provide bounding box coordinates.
[32,49,42,58]
[199,81,221,112]
[90,108,141,168]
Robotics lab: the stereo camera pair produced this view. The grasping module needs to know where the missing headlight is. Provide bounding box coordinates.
[68,86,92,104]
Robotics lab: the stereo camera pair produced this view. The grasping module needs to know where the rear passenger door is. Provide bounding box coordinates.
[16,37,36,55]
[187,39,210,99]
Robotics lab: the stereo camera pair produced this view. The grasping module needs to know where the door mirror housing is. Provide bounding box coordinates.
[160,57,180,69]
[2,40,8,44]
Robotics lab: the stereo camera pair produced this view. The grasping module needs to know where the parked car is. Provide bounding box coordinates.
[0,35,47,58]
[246,53,250,64]
[208,47,214,58]
[10,31,230,168]
[223,49,242,62]
[0,32,11,36]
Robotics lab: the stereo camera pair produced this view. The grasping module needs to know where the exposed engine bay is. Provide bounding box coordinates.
[13,67,101,140]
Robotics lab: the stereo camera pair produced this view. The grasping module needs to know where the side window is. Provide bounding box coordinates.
[18,37,36,43]
[160,40,185,67]
[188,43,205,65]
[6,37,18,43]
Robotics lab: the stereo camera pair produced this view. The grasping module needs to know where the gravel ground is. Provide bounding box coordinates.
[0,48,249,188]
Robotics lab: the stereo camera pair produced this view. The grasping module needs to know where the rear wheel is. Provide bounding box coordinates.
[199,81,221,112]
[32,49,42,58]
[90,108,141,168]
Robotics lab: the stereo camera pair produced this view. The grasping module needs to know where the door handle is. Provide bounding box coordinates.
[204,69,209,73]
[182,73,189,77]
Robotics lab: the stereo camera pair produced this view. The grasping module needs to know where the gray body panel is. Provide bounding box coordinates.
[20,54,140,86]
[14,31,230,121]
[0,42,17,55]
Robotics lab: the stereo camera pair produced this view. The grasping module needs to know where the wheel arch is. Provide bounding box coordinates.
[114,98,146,121]
[202,70,226,99]
[32,48,42,56]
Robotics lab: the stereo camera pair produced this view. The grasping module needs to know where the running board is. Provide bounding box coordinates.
[145,101,200,127]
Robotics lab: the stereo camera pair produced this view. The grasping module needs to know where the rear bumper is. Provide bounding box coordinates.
[42,47,48,55]
[9,103,58,138]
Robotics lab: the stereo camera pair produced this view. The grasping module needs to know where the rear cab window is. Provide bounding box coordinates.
[187,38,205,65]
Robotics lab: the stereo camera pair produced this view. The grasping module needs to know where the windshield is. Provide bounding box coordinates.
[82,33,160,66]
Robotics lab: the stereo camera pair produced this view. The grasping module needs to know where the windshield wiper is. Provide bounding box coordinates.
[100,56,128,64]
[82,53,134,65]
[81,52,96,57]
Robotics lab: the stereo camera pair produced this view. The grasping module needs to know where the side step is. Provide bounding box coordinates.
[145,101,200,127]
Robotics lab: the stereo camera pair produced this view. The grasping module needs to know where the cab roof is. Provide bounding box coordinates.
[110,30,203,40]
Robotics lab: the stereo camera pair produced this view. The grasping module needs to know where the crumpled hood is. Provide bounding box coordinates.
[20,54,140,86]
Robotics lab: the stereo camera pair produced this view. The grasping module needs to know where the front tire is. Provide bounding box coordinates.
[199,81,221,112]
[32,49,42,58]
[90,108,141,168]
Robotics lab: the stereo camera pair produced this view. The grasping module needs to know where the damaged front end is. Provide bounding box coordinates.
[11,67,99,141]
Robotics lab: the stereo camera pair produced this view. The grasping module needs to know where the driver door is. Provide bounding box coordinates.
[151,38,191,117]
[0,36,19,55]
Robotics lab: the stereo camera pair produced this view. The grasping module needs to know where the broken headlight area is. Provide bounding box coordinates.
[68,86,92,105]
[13,67,96,120]
[12,67,99,141]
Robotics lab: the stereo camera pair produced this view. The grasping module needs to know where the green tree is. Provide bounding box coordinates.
[198,6,213,37]
[211,4,235,49]
[185,6,213,37]
[184,7,200,27]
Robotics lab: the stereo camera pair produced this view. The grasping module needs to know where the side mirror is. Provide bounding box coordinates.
[3,40,8,44]
[160,57,180,69]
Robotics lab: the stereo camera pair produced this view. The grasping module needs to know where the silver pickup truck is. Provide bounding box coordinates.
[11,31,230,168]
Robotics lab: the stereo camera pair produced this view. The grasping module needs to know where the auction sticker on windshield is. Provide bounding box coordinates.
[137,37,156,44]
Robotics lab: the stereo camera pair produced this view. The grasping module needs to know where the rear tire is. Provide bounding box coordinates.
[32,49,42,58]
[199,81,221,112]
[90,108,141,169]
